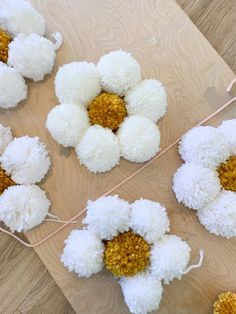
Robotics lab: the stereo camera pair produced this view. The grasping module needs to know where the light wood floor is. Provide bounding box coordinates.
[0,0,235,313]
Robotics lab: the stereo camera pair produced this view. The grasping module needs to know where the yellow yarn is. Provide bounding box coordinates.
[104,231,150,277]
[213,291,236,314]
[217,156,236,192]
[0,167,15,194]
[0,30,11,63]
[88,93,126,131]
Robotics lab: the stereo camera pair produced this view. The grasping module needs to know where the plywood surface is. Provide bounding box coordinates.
[0,0,236,313]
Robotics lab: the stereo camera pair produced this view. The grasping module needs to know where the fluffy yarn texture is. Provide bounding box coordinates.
[55,62,101,106]
[150,235,191,284]
[125,79,167,123]
[76,125,120,173]
[61,229,104,277]
[173,163,221,210]
[0,62,27,108]
[120,272,163,314]
[198,191,236,238]
[8,33,56,81]
[130,199,170,243]
[0,136,50,184]
[46,104,89,147]
[117,116,160,163]
[0,184,50,232]
[97,50,141,96]
[179,126,231,169]
[83,195,130,240]
[219,119,236,154]
[0,123,12,154]
[0,0,46,36]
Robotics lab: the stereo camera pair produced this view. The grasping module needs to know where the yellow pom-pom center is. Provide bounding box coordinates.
[217,156,236,192]
[213,291,236,314]
[88,93,127,131]
[0,30,11,63]
[0,167,15,194]
[104,230,150,277]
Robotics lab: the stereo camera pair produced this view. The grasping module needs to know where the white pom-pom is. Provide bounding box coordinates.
[0,62,27,109]
[0,136,50,184]
[130,199,169,243]
[97,50,141,96]
[117,116,160,163]
[120,272,163,314]
[0,185,50,232]
[0,123,12,154]
[76,125,120,173]
[125,79,167,123]
[55,62,101,106]
[83,195,130,240]
[46,104,89,147]
[173,163,221,210]
[219,119,236,153]
[198,190,236,238]
[150,235,191,284]
[61,229,104,277]
[179,126,231,169]
[0,0,46,36]
[8,34,56,81]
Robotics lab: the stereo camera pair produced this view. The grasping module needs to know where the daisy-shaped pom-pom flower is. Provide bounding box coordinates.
[48,50,167,173]
[0,0,46,36]
[46,104,90,147]
[97,50,141,96]
[61,229,104,278]
[173,120,236,237]
[120,272,163,314]
[0,123,12,154]
[0,184,50,232]
[8,33,56,81]
[0,136,50,184]
[76,125,120,173]
[0,62,27,108]
[150,235,191,284]
[62,196,203,313]
[55,62,101,106]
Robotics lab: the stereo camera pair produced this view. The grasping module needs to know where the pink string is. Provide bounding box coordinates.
[1,78,236,248]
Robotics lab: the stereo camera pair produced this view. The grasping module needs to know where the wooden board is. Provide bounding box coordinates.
[0,0,235,313]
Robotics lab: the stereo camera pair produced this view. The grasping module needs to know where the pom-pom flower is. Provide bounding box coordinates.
[0,0,62,108]
[0,124,52,232]
[213,291,236,314]
[47,50,168,173]
[173,120,236,238]
[61,196,202,314]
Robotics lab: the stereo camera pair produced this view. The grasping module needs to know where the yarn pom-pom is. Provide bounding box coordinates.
[125,79,167,123]
[0,0,46,36]
[76,125,120,173]
[46,104,89,147]
[8,33,56,81]
[0,62,27,108]
[198,190,236,238]
[61,229,104,277]
[130,199,169,244]
[179,126,231,169]
[150,235,191,284]
[97,50,141,96]
[83,195,130,240]
[213,291,236,314]
[219,119,236,154]
[0,136,50,184]
[55,61,101,106]
[0,123,12,154]
[173,163,221,210]
[120,272,163,314]
[117,116,160,163]
[0,184,50,232]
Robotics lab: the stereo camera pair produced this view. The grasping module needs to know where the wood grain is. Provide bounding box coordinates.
[0,0,235,313]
